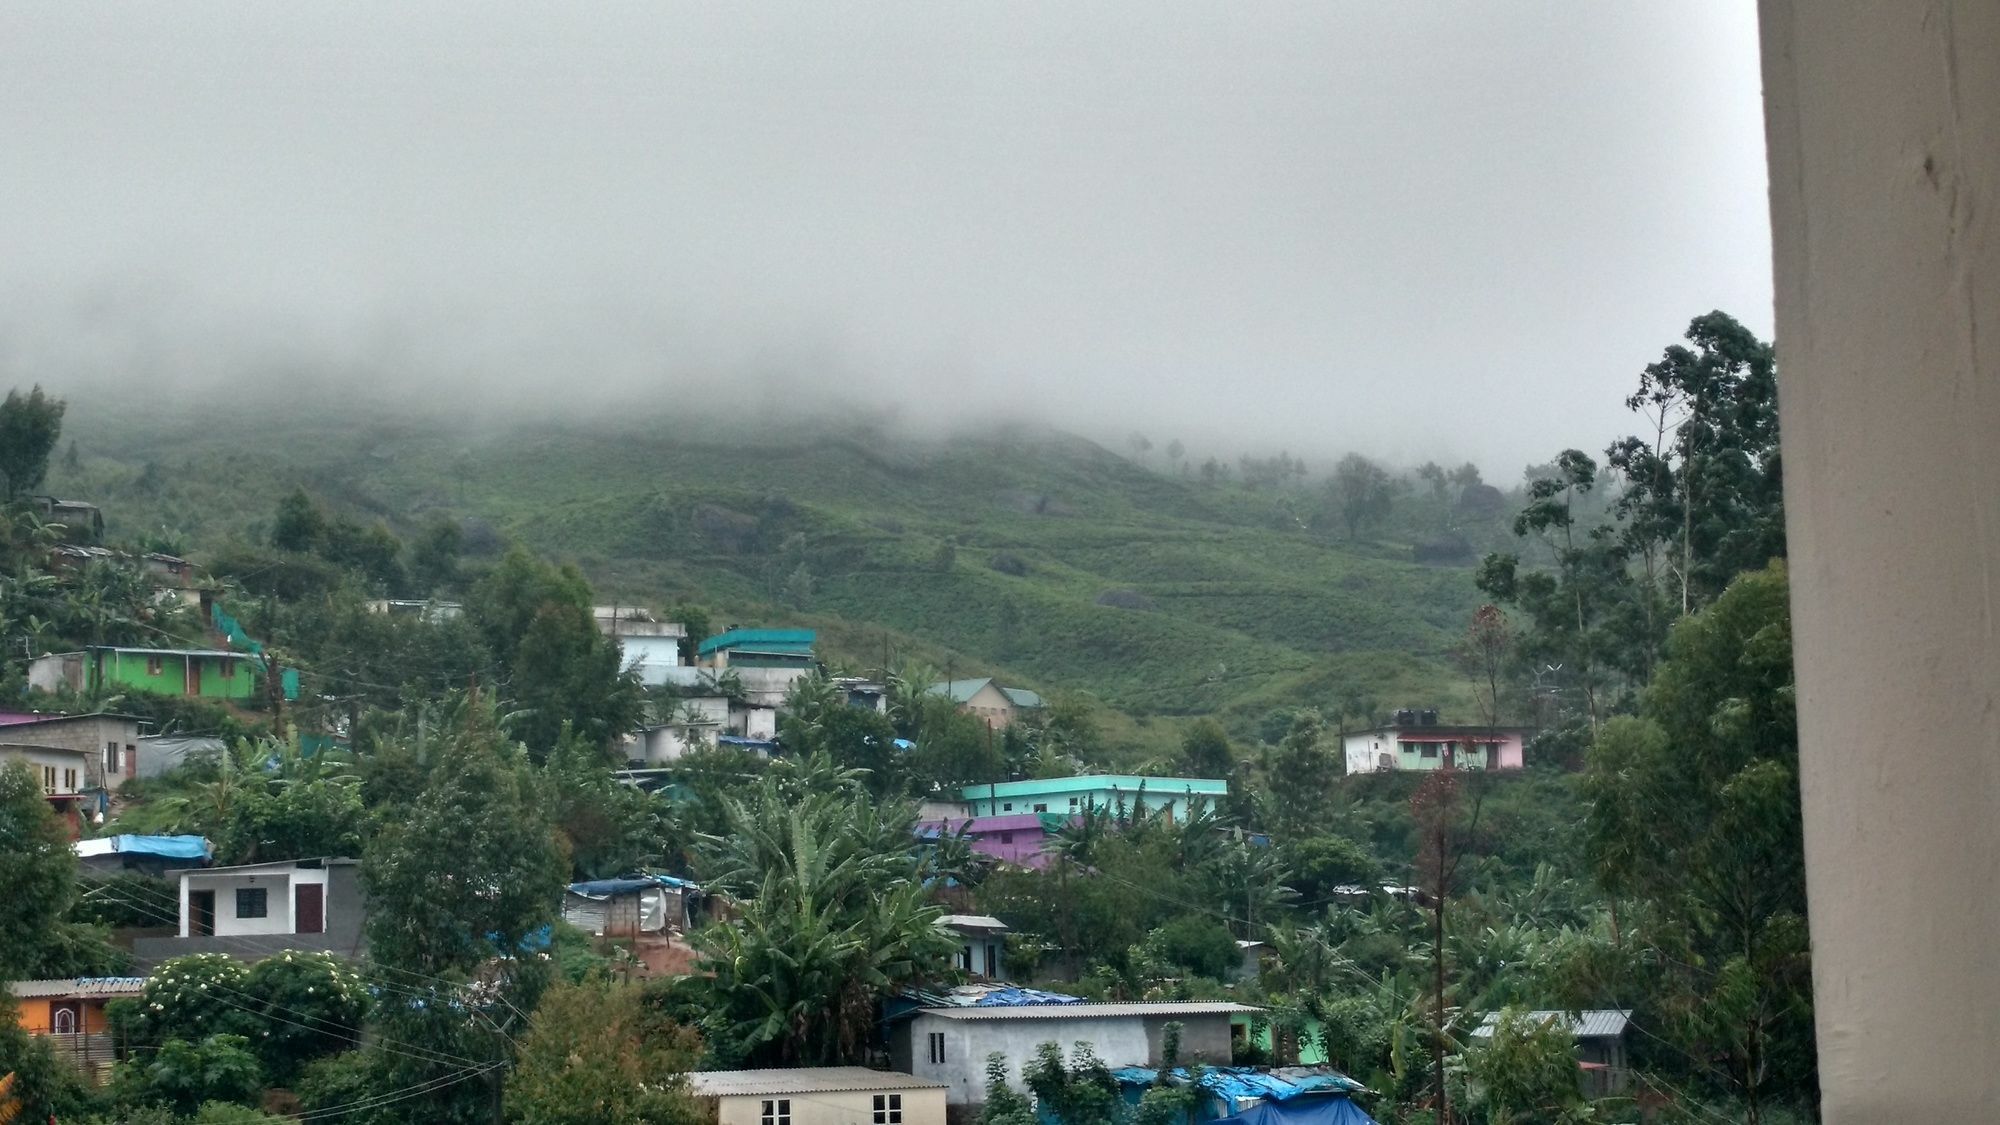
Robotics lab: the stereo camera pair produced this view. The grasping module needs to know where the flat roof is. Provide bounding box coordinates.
[960,775,1228,800]
[184,857,358,877]
[688,1068,948,1097]
[918,1002,1260,1021]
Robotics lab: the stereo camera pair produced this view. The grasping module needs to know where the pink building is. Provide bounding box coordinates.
[920,813,1060,870]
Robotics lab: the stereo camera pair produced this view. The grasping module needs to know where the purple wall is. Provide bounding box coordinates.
[922,813,1060,869]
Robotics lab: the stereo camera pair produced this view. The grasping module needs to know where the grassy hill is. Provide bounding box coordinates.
[51,390,1516,757]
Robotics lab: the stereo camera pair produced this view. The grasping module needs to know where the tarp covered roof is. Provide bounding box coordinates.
[567,874,699,898]
[1211,1096,1379,1125]
[1113,1067,1367,1103]
[74,834,211,860]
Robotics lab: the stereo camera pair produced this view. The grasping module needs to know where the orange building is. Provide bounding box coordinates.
[11,977,147,1083]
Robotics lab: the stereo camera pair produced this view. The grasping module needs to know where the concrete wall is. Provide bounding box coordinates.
[1141,1014,1233,1066]
[615,634,684,685]
[0,746,90,796]
[1759,1,2000,1120]
[711,1088,946,1125]
[181,867,326,937]
[899,1014,1153,1106]
[143,864,364,967]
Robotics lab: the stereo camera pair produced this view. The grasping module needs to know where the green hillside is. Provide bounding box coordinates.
[52,391,1514,752]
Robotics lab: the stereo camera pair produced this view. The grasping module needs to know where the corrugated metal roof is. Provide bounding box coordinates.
[935,914,1008,931]
[12,977,149,999]
[687,1068,948,1096]
[918,1002,1260,1021]
[1470,1009,1632,1039]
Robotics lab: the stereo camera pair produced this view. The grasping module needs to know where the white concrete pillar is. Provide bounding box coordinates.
[1760,2,2000,1120]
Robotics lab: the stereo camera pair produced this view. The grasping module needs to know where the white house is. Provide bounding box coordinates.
[131,857,367,966]
[594,606,687,686]
[937,915,1009,981]
[688,1068,948,1125]
[889,1002,1258,1108]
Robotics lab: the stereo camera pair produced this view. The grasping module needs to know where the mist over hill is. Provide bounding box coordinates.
[49,390,1521,752]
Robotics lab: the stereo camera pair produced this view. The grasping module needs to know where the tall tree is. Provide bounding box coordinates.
[361,699,571,1124]
[0,386,65,502]
[0,762,76,981]
[1584,564,1811,1122]
[468,548,642,756]
[1330,454,1392,540]
[504,980,703,1125]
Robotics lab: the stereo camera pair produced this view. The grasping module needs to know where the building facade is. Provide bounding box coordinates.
[1339,720,1530,775]
[957,775,1227,822]
[890,1002,1257,1108]
[131,857,366,967]
[928,679,1044,730]
[688,1068,949,1125]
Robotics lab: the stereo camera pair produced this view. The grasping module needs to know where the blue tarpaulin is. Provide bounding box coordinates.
[973,987,1084,1006]
[568,874,700,897]
[1212,1098,1377,1125]
[91,834,211,860]
[1113,1068,1365,1103]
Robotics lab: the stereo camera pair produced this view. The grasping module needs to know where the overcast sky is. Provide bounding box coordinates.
[0,3,1770,473]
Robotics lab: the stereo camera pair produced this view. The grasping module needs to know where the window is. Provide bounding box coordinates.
[42,766,56,794]
[1032,803,1047,813]
[236,887,268,919]
[1068,797,1079,808]
[874,1094,903,1124]
[760,1100,790,1125]
[219,657,236,678]
[927,1032,946,1065]
[1419,742,1439,758]
[998,831,1015,844]
[62,768,77,791]
[105,741,120,773]
[1002,802,1013,812]
[146,655,163,676]
[51,1003,79,1035]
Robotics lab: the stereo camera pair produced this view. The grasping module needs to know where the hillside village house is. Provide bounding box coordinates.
[1339,712,1532,775]
[364,598,464,622]
[131,857,367,967]
[677,628,818,706]
[0,711,142,790]
[958,775,1228,822]
[29,646,270,702]
[12,977,146,1083]
[928,678,1043,730]
[594,605,688,685]
[0,742,94,835]
[688,1068,949,1125]
[891,1001,1259,1110]
[918,813,1061,870]
[1470,1010,1633,1099]
[936,915,1010,980]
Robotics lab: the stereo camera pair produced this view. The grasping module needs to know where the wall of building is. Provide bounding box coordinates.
[0,746,90,796]
[1141,1014,1234,1066]
[900,1015,1154,1106]
[712,1088,946,1125]
[4,717,141,789]
[614,634,683,684]
[92,652,259,700]
[144,864,363,967]
[1759,2,2000,1119]
[181,869,324,937]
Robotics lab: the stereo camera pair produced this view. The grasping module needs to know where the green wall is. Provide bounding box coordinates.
[90,650,262,700]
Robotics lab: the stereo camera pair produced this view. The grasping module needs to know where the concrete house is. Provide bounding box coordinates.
[688,1068,949,1125]
[1340,712,1532,775]
[12,977,147,1083]
[595,605,688,686]
[957,775,1228,823]
[29,646,270,702]
[927,679,1043,730]
[0,743,95,834]
[891,1001,1259,1109]
[686,628,818,706]
[1470,1009,1632,1098]
[131,857,366,967]
[937,915,1010,980]
[918,813,1061,870]
[0,710,143,793]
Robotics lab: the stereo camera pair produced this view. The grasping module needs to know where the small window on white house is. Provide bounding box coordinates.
[1002,802,1013,812]
[761,1100,791,1125]
[1033,803,1047,813]
[236,888,268,918]
[928,1031,946,1065]
[874,1094,903,1124]
[1068,797,1079,808]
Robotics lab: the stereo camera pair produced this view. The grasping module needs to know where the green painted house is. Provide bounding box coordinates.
[28,646,296,702]
[957,773,1228,821]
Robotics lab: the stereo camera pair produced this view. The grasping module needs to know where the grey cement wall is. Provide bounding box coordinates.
[1760,1,2000,1119]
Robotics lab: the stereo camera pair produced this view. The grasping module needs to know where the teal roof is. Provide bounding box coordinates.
[696,628,816,657]
[958,774,1228,801]
[929,678,1045,709]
